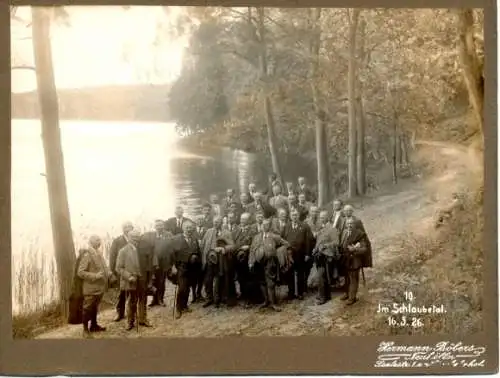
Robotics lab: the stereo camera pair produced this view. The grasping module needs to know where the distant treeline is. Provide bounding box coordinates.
[11,84,172,122]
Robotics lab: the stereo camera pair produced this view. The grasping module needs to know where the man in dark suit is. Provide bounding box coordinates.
[283,208,312,300]
[165,221,202,319]
[339,217,371,305]
[331,199,346,231]
[232,212,258,304]
[192,215,208,302]
[248,218,289,311]
[254,191,276,219]
[201,203,214,229]
[108,221,134,322]
[240,192,256,221]
[271,207,289,237]
[134,229,158,327]
[200,216,236,308]
[145,220,173,307]
[165,206,191,235]
[247,183,258,202]
[222,188,236,213]
[297,176,316,203]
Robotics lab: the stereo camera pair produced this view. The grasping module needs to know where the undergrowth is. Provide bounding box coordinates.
[346,184,483,336]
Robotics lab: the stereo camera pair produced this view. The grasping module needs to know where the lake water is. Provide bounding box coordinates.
[11,119,315,314]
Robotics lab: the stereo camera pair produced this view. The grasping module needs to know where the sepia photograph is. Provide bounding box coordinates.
[10,5,486,344]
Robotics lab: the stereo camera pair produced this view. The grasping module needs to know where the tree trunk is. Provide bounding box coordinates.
[347,9,360,198]
[32,6,76,318]
[355,96,366,195]
[355,17,366,196]
[256,7,283,185]
[395,132,402,165]
[309,8,330,207]
[401,133,409,166]
[392,112,398,184]
[456,9,484,137]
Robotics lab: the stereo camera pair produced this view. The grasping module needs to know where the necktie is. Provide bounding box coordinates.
[177,219,181,228]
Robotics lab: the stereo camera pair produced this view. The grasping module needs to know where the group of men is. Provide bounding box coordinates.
[73,175,372,337]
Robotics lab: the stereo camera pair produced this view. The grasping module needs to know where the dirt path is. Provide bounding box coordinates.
[37,142,478,339]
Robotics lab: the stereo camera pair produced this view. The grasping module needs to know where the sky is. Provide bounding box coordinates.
[11,6,188,93]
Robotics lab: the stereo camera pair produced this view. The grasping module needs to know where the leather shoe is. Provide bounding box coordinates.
[175,311,182,319]
[90,324,106,332]
[203,301,214,308]
[126,324,135,331]
[139,321,153,327]
[340,294,349,301]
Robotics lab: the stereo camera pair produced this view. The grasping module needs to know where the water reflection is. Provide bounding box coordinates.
[11,119,315,314]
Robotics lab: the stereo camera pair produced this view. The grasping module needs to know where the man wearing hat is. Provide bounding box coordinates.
[77,234,112,337]
[166,221,202,319]
[339,217,372,305]
[115,229,143,331]
[108,221,134,322]
[248,218,289,311]
[192,214,209,302]
[200,216,235,308]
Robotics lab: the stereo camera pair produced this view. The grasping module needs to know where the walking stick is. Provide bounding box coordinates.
[172,284,178,320]
[361,267,366,287]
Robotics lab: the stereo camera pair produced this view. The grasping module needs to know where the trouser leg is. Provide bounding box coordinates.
[90,294,103,327]
[82,295,95,331]
[317,264,331,301]
[126,290,138,326]
[137,277,148,323]
[116,290,126,317]
[286,266,296,298]
[348,269,360,301]
[177,272,190,312]
[204,265,215,302]
[296,260,306,297]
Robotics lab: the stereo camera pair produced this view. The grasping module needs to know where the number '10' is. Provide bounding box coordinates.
[404,291,414,301]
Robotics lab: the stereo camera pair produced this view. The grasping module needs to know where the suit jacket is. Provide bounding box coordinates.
[232,224,258,250]
[194,225,208,243]
[271,218,289,237]
[297,185,315,203]
[165,216,192,235]
[108,234,128,275]
[200,228,235,268]
[136,233,159,275]
[241,202,256,217]
[167,234,202,270]
[77,247,111,296]
[201,215,213,229]
[249,231,288,266]
[210,204,223,218]
[282,222,312,260]
[142,231,172,271]
[314,225,340,253]
[269,195,288,210]
[255,200,276,219]
[305,217,321,237]
[331,211,346,231]
[116,243,142,291]
[296,204,309,221]
[340,228,371,270]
